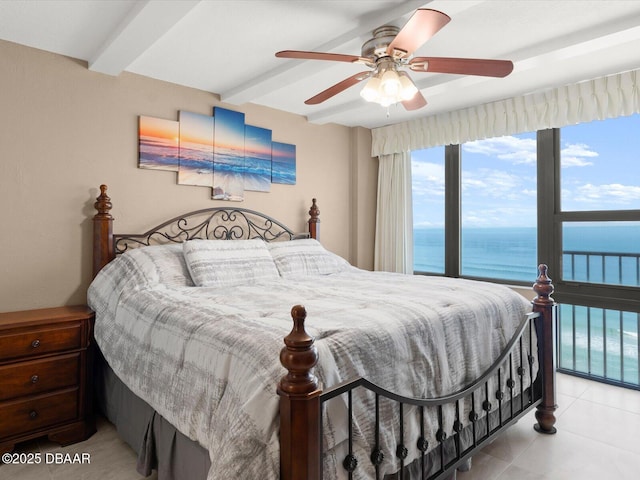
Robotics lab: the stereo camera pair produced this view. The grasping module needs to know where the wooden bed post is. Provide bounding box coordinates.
[532,264,558,434]
[93,184,114,278]
[278,305,322,480]
[308,198,320,241]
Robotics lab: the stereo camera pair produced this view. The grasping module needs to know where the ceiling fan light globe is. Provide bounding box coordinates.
[398,73,418,100]
[360,76,381,102]
[380,69,401,96]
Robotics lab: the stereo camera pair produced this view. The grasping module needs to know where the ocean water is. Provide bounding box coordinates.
[414,225,640,283]
[139,136,179,171]
[414,224,640,385]
[272,158,296,185]
[178,143,214,187]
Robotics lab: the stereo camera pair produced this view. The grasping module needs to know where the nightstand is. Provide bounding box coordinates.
[0,306,96,454]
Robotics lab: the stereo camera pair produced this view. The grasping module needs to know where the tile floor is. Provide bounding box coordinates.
[1,373,639,480]
[457,373,640,480]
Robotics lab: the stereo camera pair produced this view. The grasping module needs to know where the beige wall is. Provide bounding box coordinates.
[0,40,376,312]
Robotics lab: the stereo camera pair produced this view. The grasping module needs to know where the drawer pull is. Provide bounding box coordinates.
[31,375,39,384]
[29,410,38,419]
[31,339,41,348]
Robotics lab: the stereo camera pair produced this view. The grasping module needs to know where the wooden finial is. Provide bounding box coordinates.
[278,305,322,480]
[93,184,114,278]
[308,199,320,241]
[279,305,318,395]
[309,198,320,222]
[533,264,554,306]
[94,184,112,218]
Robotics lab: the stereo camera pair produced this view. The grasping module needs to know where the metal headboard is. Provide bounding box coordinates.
[113,207,308,255]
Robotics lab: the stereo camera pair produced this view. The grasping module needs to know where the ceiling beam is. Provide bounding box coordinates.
[88,0,201,76]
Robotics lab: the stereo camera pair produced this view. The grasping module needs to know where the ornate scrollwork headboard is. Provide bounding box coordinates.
[92,185,320,277]
[113,207,307,254]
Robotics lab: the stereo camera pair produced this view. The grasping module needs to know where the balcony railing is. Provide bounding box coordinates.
[559,250,640,390]
[563,250,640,286]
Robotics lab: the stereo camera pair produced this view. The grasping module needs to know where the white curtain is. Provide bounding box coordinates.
[374,152,414,273]
[371,68,640,156]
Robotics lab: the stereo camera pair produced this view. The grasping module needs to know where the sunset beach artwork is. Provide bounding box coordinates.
[138,105,297,200]
[213,107,245,201]
[244,125,272,192]
[178,111,214,187]
[272,142,296,185]
[138,116,179,171]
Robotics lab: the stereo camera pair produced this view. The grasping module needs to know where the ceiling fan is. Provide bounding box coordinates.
[275,8,513,111]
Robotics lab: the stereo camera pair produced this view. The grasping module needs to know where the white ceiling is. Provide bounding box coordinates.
[1,0,640,129]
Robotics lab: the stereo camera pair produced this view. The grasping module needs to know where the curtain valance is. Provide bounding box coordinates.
[371,68,640,156]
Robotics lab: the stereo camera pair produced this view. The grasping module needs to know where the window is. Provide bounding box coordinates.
[460,133,537,282]
[412,146,445,274]
[558,115,640,287]
[411,133,537,283]
[559,304,640,386]
[553,115,640,388]
[562,222,640,287]
[561,115,640,212]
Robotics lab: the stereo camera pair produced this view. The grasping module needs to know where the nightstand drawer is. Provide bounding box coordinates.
[0,388,78,439]
[0,353,80,401]
[0,323,82,361]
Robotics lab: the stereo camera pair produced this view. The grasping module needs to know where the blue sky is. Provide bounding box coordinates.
[412,113,640,228]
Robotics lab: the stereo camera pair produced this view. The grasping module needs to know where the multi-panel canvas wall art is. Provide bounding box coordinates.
[138,116,179,172]
[213,107,245,201]
[272,141,296,185]
[138,107,296,201]
[178,111,214,187]
[245,125,272,193]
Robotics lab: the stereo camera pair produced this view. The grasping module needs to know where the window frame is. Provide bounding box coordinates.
[539,128,640,312]
[413,127,640,313]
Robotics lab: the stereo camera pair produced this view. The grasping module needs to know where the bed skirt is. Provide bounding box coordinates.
[95,353,211,480]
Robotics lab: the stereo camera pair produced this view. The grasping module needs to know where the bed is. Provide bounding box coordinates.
[89,184,557,480]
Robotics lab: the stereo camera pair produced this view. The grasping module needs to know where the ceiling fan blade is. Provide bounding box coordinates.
[402,91,427,111]
[304,71,370,105]
[276,50,362,63]
[387,9,451,58]
[409,57,514,77]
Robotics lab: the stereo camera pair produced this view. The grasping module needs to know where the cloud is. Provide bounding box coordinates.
[463,136,537,164]
[571,183,640,205]
[462,168,535,200]
[463,136,599,168]
[561,143,597,167]
[411,160,445,196]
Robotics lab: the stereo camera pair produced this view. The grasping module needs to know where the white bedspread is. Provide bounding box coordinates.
[88,249,534,480]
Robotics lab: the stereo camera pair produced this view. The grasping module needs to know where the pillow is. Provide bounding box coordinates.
[88,243,194,317]
[107,243,194,288]
[266,238,350,277]
[182,239,280,287]
[139,243,195,287]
